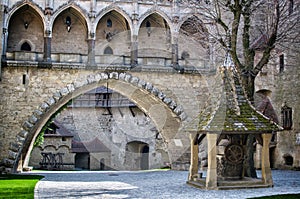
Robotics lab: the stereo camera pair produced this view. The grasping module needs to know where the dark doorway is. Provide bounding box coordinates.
[125,141,149,170]
[75,153,90,170]
[100,158,105,170]
[269,147,276,168]
[141,145,149,170]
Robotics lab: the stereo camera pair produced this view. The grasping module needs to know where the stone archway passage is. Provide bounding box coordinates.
[3,72,188,173]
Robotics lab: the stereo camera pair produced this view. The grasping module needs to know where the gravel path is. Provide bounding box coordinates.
[33,170,300,199]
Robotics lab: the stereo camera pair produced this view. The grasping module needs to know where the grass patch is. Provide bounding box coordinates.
[249,194,300,199]
[0,174,44,199]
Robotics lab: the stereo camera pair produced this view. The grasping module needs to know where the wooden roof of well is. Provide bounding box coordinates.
[186,62,282,134]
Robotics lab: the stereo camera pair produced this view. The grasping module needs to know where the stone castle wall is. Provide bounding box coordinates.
[0,66,211,171]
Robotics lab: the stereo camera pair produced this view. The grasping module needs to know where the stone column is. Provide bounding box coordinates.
[261,133,273,186]
[43,32,51,62]
[131,1,139,67]
[206,133,217,189]
[131,35,138,67]
[255,143,262,169]
[172,42,178,67]
[87,37,96,67]
[188,133,199,181]
[90,0,96,14]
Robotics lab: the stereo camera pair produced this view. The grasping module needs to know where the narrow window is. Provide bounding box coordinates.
[281,103,292,130]
[146,21,151,36]
[107,19,112,27]
[66,16,71,26]
[146,21,151,28]
[279,54,284,73]
[104,46,113,55]
[21,42,31,51]
[22,74,26,85]
[289,0,294,15]
[66,16,71,32]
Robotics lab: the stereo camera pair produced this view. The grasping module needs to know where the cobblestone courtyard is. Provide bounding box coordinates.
[33,170,300,199]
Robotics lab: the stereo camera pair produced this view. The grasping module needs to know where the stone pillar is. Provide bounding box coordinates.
[45,0,54,9]
[261,133,273,186]
[255,144,262,169]
[131,2,138,67]
[131,35,138,67]
[172,43,178,67]
[87,38,96,66]
[188,133,199,181]
[206,133,217,189]
[43,33,51,62]
[90,0,96,14]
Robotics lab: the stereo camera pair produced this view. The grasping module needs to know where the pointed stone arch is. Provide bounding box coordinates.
[3,72,188,173]
[51,6,88,54]
[94,6,133,35]
[5,3,45,30]
[138,9,172,33]
[50,4,89,35]
[6,4,45,53]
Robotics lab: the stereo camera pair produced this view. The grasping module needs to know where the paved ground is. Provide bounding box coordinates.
[33,170,300,199]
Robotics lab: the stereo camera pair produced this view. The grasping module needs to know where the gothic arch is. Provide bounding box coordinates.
[4,72,187,172]
[138,9,173,36]
[5,2,45,30]
[177,14,208,31]
[50,4,89,35]
[94,6,133,35]
[17,39,35,51]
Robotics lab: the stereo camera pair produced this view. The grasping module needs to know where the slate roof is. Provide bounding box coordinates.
[44,120,73,137]
[72,138,111,153]
[186,63,282,134]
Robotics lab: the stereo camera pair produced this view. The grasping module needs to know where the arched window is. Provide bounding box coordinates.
[21,42,31,51]
[107,19,112,28]
[281,103,292,130]
[104,46,113,55]
[146,21,151,36]
[65,16,72,32]
[146,21,151,28]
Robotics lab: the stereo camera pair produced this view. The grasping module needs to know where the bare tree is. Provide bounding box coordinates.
[180,0,299,177]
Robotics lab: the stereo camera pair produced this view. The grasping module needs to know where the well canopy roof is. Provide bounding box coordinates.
[186,65,282,134]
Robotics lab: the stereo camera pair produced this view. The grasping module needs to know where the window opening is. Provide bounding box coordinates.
[289,0,294,15]
[283,154,293,166]
[279,54,284,73]
[107,19,112,27]
[281,103,292,130]
[21,42,31,51]
[146,21,151,36]
[22,74,27,85]
[66,16,71,32]
[104,46,113,55]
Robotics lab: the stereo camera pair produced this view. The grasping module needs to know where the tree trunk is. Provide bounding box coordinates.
[241,72,257,178]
